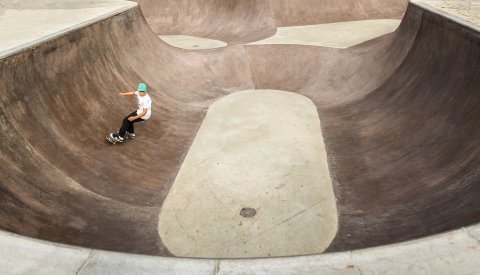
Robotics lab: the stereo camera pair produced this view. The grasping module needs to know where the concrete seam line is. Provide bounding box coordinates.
[349,251,365,275]
[75,249,94,275]
[214,260,220,275]
[242,45,257,89]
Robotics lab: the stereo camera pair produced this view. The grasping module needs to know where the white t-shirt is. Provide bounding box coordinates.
[135,91,152,120]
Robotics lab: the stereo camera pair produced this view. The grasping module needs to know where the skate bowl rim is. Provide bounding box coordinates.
[1,0,480,273]
[1,223,479,273]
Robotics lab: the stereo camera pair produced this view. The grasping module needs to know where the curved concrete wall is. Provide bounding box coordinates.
[270,0,408,26]
[135,0,408,44]
[135,0,277,44]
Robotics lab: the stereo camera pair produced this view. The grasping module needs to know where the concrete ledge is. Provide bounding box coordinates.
[0,1,137,60]
[1,223,480,274]
[411,0,480,32]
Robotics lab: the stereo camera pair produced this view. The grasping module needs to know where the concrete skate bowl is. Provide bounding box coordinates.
[1,0,480,272]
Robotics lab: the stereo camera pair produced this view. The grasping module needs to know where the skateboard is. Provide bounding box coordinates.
[106,133,121,144]
[106,132,135,144]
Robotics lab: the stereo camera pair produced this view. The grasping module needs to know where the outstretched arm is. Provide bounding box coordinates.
[118,91,136,96]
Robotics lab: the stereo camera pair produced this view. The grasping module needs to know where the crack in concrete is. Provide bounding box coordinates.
[464,227,480,244]
[356,265,365,275]
[247,197,329,241]
[275,198,328,228]
[281,160,297,178]
[75,249,94,275]
[205,173,236,214]
[350,251,366,275]
[174,209,197,241]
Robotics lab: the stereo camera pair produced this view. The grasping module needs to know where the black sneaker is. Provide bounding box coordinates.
[125,132,135,139]
[113,133,124,143]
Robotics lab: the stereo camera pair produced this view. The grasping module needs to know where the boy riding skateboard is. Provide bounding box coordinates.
[107,82,152,143]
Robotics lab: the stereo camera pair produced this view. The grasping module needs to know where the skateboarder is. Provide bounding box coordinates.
[108,83,152,143]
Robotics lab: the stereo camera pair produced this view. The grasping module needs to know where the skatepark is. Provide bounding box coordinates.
[1,0,480,274]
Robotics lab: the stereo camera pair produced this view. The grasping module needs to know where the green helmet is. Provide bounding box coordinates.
[137,82,147,93]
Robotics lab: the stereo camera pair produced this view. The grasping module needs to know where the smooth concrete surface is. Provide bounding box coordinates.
[159,35,227,50]
[1,1,480,275]
[158,90,337,258]
[1,224,480,274]
[0,0,136,59]
[250,19,401,48]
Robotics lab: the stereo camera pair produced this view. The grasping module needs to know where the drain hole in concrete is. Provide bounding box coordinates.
[240,207,256,218]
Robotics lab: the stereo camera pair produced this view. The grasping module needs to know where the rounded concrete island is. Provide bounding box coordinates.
[1,0,480,274]
[158,90,337,258]
[159,35,228,50]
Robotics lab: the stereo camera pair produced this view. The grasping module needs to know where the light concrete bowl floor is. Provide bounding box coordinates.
[159,19,401,50]
[158,90,337,258]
